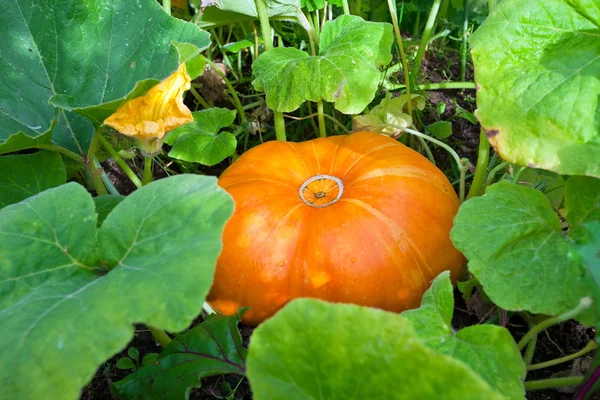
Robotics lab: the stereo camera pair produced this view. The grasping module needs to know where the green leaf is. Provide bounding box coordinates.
[426,121,453,139]
[451,181,591,317]
[0,151,66,209]
[198,0,300,28]
[0,175,234,399]
[252,15,393,114]
[112,310,247,399]
[301,0,343,11]
[127,347,140,362]
[403,272,526,399]
[470,0,600,177]
[516,168,565,210]
[116,358,136,370]
[93,195,125,227]
[1,0,210,156]
[575,222,600,273]
[166,108,237,166]
[565,176,600,240]
[247,299,503,399]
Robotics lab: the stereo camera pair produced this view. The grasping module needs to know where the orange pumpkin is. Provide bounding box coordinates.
[208,131,464,325]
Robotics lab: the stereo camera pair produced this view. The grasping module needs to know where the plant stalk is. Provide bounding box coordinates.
[98,135,143,189]
[34,144,84,163]
[203,57,247,126]
[528,340,597,371]
[341,0,350,14]
[255,0,287,141]
[411,0,443,79]
[484,161,509,188]
[148,326,172,347]
[387,81,476,91]
[575,364,600,400]
[317,99,327,138]
[142,156,153,186]
[466,129,490,199]
[387,0,413,118]
[518,298,592,351]
[403,127,469,202]
[525,376,584,391]
[162,0,171,15]
[460,0,469,81]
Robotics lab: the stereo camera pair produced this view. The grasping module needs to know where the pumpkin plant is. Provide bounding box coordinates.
[2,0,600,398]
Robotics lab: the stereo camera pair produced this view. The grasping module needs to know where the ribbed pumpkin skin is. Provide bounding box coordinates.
[208,131,464,325]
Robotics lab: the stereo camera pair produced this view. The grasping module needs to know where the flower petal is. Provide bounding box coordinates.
[104,64,193,142]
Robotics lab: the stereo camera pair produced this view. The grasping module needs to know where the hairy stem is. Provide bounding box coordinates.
[98,135,143,189]
[460,0,469,81]
[35,144,84,163]
[525,377,584,391]
[484,161,509,188]
[342,0,350,15]
[387,0,412,118]
[528,340,597,371]
[387,81,476,91]
[518,298,592,351]
[466,130,490,199]
[317,99,327,138]
[403,127,469,201]
[411,0,443,78]
[203,57,247,126]
[255,0,287,141]
[148,326,172,348]
[142,156,153,186]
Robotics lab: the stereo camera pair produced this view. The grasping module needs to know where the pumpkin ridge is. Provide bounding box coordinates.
[327,134,350,176]
[285,141,311,176]
[339,198,435,280]
[338,142,397,179]
[347,166,456,200]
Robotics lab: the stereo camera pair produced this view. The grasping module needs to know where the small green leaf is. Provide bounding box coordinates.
[0,151,66,209]
[252,15,393,114]
[116,358,136,370]
[426,121,453,139]
[141,353,159,365]
[451,181,591,317]
[166,108,238,166]
[0,175,234,399]
[93,195,125,227]
[403,272,526,399]
[247,299,503,399]
[127,347,140,362]
[222,39,255,53]
[470,0,600,177]
[112,310,247,399]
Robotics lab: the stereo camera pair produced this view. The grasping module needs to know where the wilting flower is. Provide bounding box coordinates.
[104,64,193,154]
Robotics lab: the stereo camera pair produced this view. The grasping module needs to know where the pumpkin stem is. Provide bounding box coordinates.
[299,175,344,208]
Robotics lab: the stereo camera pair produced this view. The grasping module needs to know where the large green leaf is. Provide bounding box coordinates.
[402,272,526,399]
[0,175,233,399]
[451,181,592,317]
[247,299,503,399]
[198,0,300,28]
[0,0,210,156]
[470,0,600,177]
[0,151,66,209]
[166,108,237,166]
[252,15,393,114]
[112,310,247,399]
[564,176,600,240]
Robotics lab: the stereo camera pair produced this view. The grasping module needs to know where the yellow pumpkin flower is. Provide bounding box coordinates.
[104,63,193,154]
